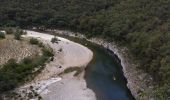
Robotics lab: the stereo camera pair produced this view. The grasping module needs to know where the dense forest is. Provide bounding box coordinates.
[0,0,170,99]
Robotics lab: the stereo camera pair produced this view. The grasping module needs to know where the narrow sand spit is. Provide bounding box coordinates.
[17,30,95,100]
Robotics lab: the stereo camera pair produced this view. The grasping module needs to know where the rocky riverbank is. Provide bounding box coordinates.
[49,29,154,100]
[5,30,95,100]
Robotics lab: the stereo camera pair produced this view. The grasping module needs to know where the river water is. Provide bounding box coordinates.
[60,36,135,100]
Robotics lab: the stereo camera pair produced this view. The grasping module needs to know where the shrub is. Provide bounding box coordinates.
[14,29,23,40]
[28,92,33,98]
[0,32,5,39]
[5,28,13,34]
[7,28,25,40]
[51,36,59,44]
[0,51,53,93]
[38,42,44,47]
[29,38,39,45]
[4,59,18,69]
[0,39,54,93]
[42,48,54,57]
[14,32,21,40]
[17,29,27,35]
[22,58,32,64]
[38,96,42,100]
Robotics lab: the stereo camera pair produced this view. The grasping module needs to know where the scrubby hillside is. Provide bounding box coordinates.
[0,0,170,99]
[0,30,54,95]
[0,35,40,65]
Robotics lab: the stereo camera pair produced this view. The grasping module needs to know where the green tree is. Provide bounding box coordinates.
[29,38,39,45]
[0,32,5,39]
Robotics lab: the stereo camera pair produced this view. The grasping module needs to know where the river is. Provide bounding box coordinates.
[59,36,135,100]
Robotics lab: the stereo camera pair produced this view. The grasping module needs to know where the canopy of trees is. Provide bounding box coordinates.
[0,0,170,99]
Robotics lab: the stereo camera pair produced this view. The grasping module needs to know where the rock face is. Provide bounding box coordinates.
[86,38,154,99]
[50,29,154,100]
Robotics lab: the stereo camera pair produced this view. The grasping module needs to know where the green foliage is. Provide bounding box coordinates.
[29,38,39,45]
[0,32,5,39]
[22,58,32,64]
[0,0,118,28]
[30,38,44,47]
[0,0,170,98]
[14,29,24,40]
[17,29,27,35]
[153,84,170,100]
[5,28,13,34]
[37,42,44,48]
[51,36,59,44]
[14,32,21,40]
[0,48,53,93]
[42,48,54,57]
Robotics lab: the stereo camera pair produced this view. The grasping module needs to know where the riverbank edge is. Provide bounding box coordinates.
[22,30,95,100]
[45,29,154,100]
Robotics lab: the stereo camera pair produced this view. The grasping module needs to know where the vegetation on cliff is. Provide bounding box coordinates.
[0,0,169,99]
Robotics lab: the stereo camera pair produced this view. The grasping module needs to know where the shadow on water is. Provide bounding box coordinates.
[50,34,135,100]
[84,44,135,100]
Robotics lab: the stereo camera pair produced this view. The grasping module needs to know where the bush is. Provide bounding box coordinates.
[0,32,5,39]
[17,29,27,35]
[51,36,59,44]
[42,48,54,57]
[14,29,25,40]
[5,28,13,34]
[5,28,25,40]
[0,49,54,93]
[14,32,21,40]
[29,38,39,45]
[38,42,44,47]
[22,58,32,64]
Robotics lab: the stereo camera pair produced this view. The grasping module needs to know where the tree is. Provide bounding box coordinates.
[0,32,5,39]
[51,36,59,44]
[5,28,13,34]
[14,32,21,40]
[29,38,39,45]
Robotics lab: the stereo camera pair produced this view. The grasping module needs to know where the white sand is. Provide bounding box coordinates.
[42,72,96,100]
[25,30,92,68]
[17,30,95,100]
[19,77,62,94]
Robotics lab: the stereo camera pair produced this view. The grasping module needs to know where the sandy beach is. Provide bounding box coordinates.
[50,29,153,99]
[16,30,95,100]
